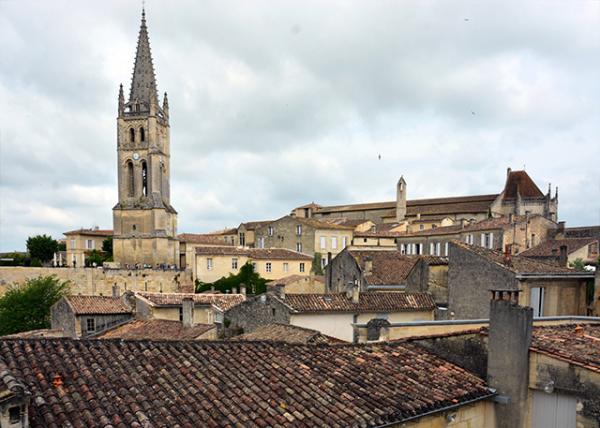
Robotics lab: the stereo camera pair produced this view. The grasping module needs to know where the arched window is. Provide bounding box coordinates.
[126,161,134,197]
[140,127,145,142]
[129,128,135,143]
[160,163,164,195]
[141,161,148,196]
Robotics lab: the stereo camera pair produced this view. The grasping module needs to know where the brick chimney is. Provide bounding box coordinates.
[364,256,373,276]
[112,283,120,298]
[182,297,194,328]
[559,245,568,267]
[352,282,360,304]
[487,294,532,428]
[557,221,565,235]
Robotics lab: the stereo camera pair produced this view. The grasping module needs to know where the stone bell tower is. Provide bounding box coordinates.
[112,9,179,267]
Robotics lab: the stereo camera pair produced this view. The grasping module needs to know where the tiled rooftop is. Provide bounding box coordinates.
[280,292,436,313]
[347,250,420,285]
[95,319,215,341]
[239,220,273,230]
[137,292,246,311]
[63,228,113,237]
[65,295,132,315]
[266,275,325,286]
[233,324,340,344]
[194,246,312,260]
[453,241,591,275]
[0,338,492,427]
[530,324,600,373]
[502,170,544,200]
[520,238,598,258]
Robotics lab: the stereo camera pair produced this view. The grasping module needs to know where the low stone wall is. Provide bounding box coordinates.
[0,267,194,296]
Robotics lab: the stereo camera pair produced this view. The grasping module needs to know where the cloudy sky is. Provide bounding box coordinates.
[0,0,599,251]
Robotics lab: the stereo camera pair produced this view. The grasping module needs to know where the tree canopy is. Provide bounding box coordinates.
[26,234,58,263]
[196,262,268,295]
[311,252,324,275]
[0,275,70,336]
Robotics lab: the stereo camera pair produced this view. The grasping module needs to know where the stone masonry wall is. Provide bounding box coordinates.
[224,294,290,334]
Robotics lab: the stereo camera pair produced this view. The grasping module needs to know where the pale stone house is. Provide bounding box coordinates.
[236,220,272,248]
[63,228,112,268]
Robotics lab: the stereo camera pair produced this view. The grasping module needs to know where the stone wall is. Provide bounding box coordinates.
[255,217,316,256]
[326,249,363,292]
[0,267,193,297]
[406,261,449,310]
[224,294,289,334]
[50,298,78,338]
[447,243,519,319]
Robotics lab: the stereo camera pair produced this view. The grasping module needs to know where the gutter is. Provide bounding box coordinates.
[374,392,497,427]
[516,273,594,280]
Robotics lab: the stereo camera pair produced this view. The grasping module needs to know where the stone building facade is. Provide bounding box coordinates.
[112,10,179,267]
[63,228,112,268]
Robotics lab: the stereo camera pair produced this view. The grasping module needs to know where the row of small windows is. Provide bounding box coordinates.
[267,225,303,236]
[398,232,496,256]
[129,127,146,143]
[205,258,305,273]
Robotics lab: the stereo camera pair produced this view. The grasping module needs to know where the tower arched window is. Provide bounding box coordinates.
[140,127,145,142]
[126,161,134,197]
[141,161,148,196]
[129,128,135,143]
[160,163,164,195]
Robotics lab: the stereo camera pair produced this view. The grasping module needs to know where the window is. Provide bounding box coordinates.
[331,237,338,250]
[272,308,276,316]
[429,242,435,255]
[589,242,599,257]
[400,243,406,255]
[70,239,76,249]
[268,226,274,236]
[258,237,265,248]
[444,242,449,256]
[465,234,474,245]
[296,242,303,253]
[141,161,148,196]
[321,257,327,268]
[86,318,95,332]
[299,262,305,273]
[8,406,20,424]
[419,224,424,231]
[252,262,257,271]
[207,258,213,270]
[283,262,288,273]
[436,242,441,256]
[86,239,94,250]
[232,258,238,269]
[129,128,135,143]
[239,232,246,246]
[342,236,348,248]
[127,161,134,197]
[530,287,545,317]
[296,225,302,235]
[320,236,326,249]
[482,233,494,249]
[140,127,145,142]
[179,307,183,321]
[266,262,272,273]
[415,243,422,255]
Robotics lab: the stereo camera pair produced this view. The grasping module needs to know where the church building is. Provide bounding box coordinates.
[112,10,179,267]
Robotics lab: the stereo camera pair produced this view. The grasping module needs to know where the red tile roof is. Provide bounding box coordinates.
[348,250,421,285]
[280,292,436,313]
[65,296,132,315]
[530,324,600,373]
[95,319,215,341]
[233,323,341,344]
[520,238,598,258]
[194,246,312,260]
[137,292,245,311]
[0,338,492,427]
[502,170,544,200]
[63,228,113,237]
[453,241,592,276]
[266,274,325,286]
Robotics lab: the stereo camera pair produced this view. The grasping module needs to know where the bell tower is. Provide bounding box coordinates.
[112,9,179,267]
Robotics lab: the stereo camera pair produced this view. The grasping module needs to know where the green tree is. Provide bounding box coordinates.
[0,252,26,266]
[311,252,324,275]
[26,234,58,263]
[569,258,586,271]
[0,275,70,336]
[85,250,105,267]
[102,236,113,254]
[57,241,66,252]
[196,262,268,295]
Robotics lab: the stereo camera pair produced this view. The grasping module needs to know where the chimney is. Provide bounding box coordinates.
[352,282,360,304]
[112,283,120,298]
[574,325,584,337]
[240,283,246,296]
[279,285,285,300]
[345,281,354,300]
[559,245,568,267]
[506,167,512,177]
[557,221,565,235]
[182,297,194,328]
[326,252,333,292]
[364,257,373,275]
[487,296,533,428]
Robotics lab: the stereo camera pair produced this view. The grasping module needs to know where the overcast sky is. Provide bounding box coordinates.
[1,0,599,251]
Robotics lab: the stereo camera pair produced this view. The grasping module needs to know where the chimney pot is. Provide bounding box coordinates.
[574,325,584,337]
[352,283,360,304]
[559,245,568,267]
[182,297,194,328]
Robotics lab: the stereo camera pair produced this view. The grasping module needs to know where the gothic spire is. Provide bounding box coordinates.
[129,8,158,107]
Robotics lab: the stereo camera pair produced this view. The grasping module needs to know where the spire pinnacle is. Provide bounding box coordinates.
[128,7,158,109]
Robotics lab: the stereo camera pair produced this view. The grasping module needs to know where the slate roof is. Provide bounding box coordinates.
[63,228,113,237]
[502,170,544,200]
[233,324,340,344]
[280,292,436,313]
[347,250,421,285]
[520,238,598,258]
[64,296,132,315]
[530,324,600,373]
[94,319,215,341]
[0,338,493,427]
[177,233,233,245]
[137,292,245,311]
[453,241,592,276]
[194,246,312,260]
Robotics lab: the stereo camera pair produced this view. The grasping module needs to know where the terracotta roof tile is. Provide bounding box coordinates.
[266,275,325,286]
[194,246,312,260]
[280,292,436,313]
[95,319,215,341]
[530,324,600,373]
[233,324,341,344]
[137,292,246,311]
[63,228,113,237]
[502,170,544,199]
[520,238,598,258]
[0,338,492,427]
[65,296,132,315]
[348,250,420,285]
